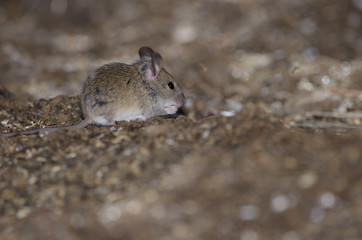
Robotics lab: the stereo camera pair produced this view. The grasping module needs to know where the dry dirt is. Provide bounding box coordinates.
[1,1,362,239]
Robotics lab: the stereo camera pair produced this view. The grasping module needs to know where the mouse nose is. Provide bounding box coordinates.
[175,93,186,107]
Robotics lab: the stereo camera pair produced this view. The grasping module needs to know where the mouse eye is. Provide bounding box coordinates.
[168,82,175,90]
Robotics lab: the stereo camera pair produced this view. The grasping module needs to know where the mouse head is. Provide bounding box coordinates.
[138,46,186,115]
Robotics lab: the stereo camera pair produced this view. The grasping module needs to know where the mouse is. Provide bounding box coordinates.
[2,46,186,136]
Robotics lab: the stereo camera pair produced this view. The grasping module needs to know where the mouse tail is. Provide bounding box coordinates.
[2,119,92,137]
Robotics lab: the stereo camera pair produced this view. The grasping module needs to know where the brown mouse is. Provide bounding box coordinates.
[2,46,186,136]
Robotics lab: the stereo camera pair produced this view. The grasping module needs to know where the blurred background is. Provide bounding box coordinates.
[1,0,362,114]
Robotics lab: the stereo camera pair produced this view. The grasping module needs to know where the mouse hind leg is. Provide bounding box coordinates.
[87,114,114,126]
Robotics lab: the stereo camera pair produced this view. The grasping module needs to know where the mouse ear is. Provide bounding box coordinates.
[139,46,154,60]
[143,52,163,81]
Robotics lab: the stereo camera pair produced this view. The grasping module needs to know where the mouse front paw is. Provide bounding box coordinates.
[164,105,178,114]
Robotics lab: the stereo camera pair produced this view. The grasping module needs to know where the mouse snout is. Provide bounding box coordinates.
[174,93,186,107]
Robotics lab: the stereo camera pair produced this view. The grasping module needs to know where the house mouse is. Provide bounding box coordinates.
[2,46,186,136]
